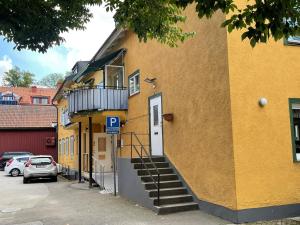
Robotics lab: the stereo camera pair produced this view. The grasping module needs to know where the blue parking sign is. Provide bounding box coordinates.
[106,116,120,134]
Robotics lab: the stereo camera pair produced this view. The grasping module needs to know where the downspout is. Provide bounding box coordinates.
[51,99,59,162]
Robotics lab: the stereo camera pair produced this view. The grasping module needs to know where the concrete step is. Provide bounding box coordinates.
[144,180,182,190]
[155,202,199,214]
[140,174,178,182]
[152,194,194,206]
[147,187,188,197]
[131,157,165,163]
[134,162,170,169]
[137,168,173,176]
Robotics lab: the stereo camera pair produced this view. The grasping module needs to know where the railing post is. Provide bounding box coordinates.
[157,173,160,206]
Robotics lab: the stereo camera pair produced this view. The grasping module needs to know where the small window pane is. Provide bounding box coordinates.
[66,138,69,156]
[41,98,48,104]
[291,102,300,161]
[153,105,159,126]
[129,73,140,96]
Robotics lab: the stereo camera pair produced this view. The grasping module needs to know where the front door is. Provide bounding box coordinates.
[93,133,113,172]
[149,94,163,156]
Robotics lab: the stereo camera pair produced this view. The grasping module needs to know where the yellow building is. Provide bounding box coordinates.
[54,3,300,223]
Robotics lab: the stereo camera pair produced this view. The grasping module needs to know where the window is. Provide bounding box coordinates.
[32,97,49,105]
[58,140,61,155]
[289,99,300,162]
[2,95,14,101]
[17,157,29,163]
[129,71,140,96]
[62,139,65,155]
[66,137,69,156]
[153,105,159,126]
[70,136,74,158]
[76,135,79,155]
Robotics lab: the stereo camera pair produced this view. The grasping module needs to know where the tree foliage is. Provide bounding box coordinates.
[0,0,299,51]
[0,0,99,53]
[3,67,35,87]
[38,73,64,88]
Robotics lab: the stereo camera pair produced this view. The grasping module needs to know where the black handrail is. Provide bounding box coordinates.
[121,132,160,205]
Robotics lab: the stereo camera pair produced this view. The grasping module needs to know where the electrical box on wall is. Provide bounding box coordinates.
[45,137,56,146]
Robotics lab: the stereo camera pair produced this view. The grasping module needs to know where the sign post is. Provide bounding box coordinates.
[106,116,120,196]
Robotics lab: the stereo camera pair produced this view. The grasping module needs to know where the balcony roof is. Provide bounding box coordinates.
[73,48,126,82]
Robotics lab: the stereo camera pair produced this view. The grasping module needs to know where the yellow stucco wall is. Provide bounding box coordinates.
[227,1,300,209]
[57,98,79,170]
[118,6,237,209]
[83,70,103,85]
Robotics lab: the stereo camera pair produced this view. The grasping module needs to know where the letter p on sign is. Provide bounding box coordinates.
[106,116,120,134]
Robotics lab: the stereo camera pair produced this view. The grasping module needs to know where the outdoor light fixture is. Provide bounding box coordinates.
[144,77,156,83]
[144,77,157,89]
[258,97,268,107]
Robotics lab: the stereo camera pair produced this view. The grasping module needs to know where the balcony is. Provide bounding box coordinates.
[67,87,128,114]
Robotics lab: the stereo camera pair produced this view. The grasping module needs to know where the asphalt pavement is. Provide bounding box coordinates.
[0,171,228,225]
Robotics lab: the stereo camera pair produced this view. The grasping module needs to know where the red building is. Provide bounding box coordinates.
[0,86,56,105]
[0,103,57,161]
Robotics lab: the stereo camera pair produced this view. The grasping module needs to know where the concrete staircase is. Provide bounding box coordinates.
[131,156,199,214]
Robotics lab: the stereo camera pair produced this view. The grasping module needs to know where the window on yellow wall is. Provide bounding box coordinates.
[62,139,65,155]
[58,140,61,155]
[76,135,79,155]
[70,136,74,159]
[289,99,300,162]
[129,70,140,96]
[66,137,69,156]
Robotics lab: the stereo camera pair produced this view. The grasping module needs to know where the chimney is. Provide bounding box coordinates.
[56,81,63,89]
[31,86,37,93]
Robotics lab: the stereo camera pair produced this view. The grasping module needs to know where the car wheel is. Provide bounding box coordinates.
[52,176,57,182]
[23,177,29,184]
[11,168,20,177]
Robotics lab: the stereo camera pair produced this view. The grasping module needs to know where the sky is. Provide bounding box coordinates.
[0,6,115,84]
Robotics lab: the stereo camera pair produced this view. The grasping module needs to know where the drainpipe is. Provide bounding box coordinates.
[89,117,93,188]
[51,101,59,163]
[78,122,82,183]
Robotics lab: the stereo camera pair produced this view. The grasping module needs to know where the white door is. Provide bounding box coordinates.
[93,133,113,172]
[150,95,163,156]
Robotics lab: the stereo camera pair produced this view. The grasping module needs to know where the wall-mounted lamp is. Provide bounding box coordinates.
[144,77,157,89]
[162,113,174,122]
[258,97,268,107]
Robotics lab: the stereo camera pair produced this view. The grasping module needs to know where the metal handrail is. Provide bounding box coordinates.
[68,86,128,93]
[121,132,160,205]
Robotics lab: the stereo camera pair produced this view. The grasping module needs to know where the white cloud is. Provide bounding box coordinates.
[0,55,13,85]
[1,6,115,80]
[62,6,115,70]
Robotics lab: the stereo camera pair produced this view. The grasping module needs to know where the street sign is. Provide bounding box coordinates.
[106,116,120,134]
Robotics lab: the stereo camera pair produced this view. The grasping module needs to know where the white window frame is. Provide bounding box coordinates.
[58,140,61,155]
[66,137,69,156]
[129,71,140,96]
[62,139,65,155]
[105,65,124,88]
[70,136,74,159]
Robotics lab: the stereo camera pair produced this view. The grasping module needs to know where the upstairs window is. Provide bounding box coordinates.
[2,95,14,101]
[32,97,49,105]
[289,99,300,162]
[129,71,140,96]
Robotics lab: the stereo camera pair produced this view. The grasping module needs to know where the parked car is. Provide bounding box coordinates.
[4,155,31,177]
[0,152,33,171]
[23,155,58,183]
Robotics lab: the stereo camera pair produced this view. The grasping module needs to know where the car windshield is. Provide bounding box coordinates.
[30,157,52,165]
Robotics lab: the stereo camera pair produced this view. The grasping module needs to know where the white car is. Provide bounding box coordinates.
[23,155,58,183]
[4,155,31,177]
